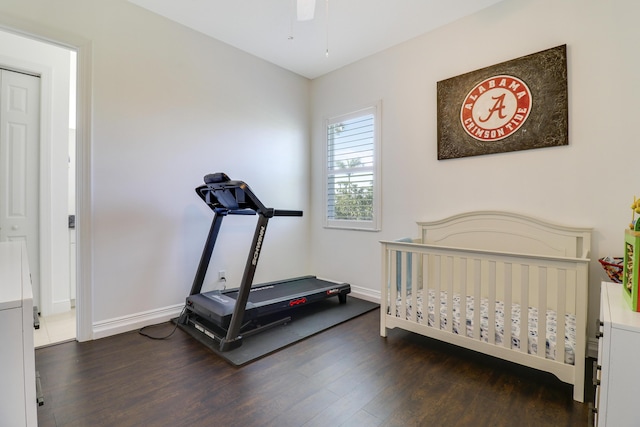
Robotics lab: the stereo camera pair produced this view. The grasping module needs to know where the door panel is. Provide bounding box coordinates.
[0,69,40,308]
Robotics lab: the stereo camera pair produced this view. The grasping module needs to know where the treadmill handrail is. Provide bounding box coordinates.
[273,209,303,217]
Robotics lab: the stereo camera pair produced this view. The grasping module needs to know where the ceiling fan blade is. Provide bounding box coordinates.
[296,0,316,21]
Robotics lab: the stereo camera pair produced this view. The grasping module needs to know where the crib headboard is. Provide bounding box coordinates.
[418,211,591,259]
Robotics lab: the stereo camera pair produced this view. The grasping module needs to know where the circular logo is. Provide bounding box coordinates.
[460,75,532,142]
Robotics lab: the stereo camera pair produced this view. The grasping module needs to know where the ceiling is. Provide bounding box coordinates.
[128,0,505,80]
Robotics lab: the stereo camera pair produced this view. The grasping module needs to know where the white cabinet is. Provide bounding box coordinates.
[595,281,640,426]
[0,241,37,426]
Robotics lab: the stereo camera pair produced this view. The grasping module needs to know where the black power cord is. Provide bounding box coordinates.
[138,306,187,340]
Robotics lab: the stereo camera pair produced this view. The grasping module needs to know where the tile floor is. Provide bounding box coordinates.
[34,308,76,348]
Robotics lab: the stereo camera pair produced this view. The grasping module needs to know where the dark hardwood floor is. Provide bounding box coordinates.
[35,307,590,426]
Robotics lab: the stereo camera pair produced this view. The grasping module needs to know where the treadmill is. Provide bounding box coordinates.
[178,173,351,352]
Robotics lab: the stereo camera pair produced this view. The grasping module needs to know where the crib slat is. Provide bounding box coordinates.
[444,255,453,333]
[436,255,443,329]
[537,266,547,359]
[488,260,496,345]
[520,264,529,355]
[452,256,460,335]
[459,257,468,338]
[402,252,408,320]
[556,268,567,364]
[431,254,439,329]
[410,251,418,323]
[503,262,513,350]
[473,258,481,341]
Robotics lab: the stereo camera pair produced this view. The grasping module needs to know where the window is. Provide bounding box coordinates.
[324,102,381,231]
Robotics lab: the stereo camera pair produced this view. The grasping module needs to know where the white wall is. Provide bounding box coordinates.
[0,0,311,336]
[0,30,71,316]
[310,0,640,348]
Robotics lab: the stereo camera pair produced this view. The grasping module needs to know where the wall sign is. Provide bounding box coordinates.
[437,45,568,160]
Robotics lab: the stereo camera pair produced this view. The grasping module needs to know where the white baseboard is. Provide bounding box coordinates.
[312,277,380,304]
[349,285,380,304]
[92,303,185,340]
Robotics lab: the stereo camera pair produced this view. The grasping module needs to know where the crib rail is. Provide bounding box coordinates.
[380,239,589,400]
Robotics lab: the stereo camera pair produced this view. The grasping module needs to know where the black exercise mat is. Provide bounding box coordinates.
[178,297,378,366]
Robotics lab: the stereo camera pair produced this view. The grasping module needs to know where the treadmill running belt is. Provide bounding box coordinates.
[224,277,337,304]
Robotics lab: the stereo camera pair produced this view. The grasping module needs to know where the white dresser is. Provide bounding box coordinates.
[0,241,37,426]
[595,281,640,426]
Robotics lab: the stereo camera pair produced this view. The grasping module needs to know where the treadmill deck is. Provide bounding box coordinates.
[186,275,350,329]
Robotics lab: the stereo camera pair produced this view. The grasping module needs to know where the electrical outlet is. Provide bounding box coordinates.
[218,270,226,282]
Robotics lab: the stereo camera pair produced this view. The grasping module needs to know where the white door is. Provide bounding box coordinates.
[0,69,40,309]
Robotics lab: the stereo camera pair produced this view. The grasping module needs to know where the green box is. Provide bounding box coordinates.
[623,229,640,311]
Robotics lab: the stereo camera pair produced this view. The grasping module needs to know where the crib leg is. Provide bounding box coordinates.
[380,325,387,337]
[574,358,586,402]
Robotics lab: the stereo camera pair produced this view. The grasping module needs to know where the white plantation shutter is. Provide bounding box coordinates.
[325,102,381,231]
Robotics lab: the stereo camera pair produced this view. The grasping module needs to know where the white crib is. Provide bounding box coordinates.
[380,211,591,402]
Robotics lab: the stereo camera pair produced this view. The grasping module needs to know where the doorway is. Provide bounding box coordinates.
[0,30,78,346]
